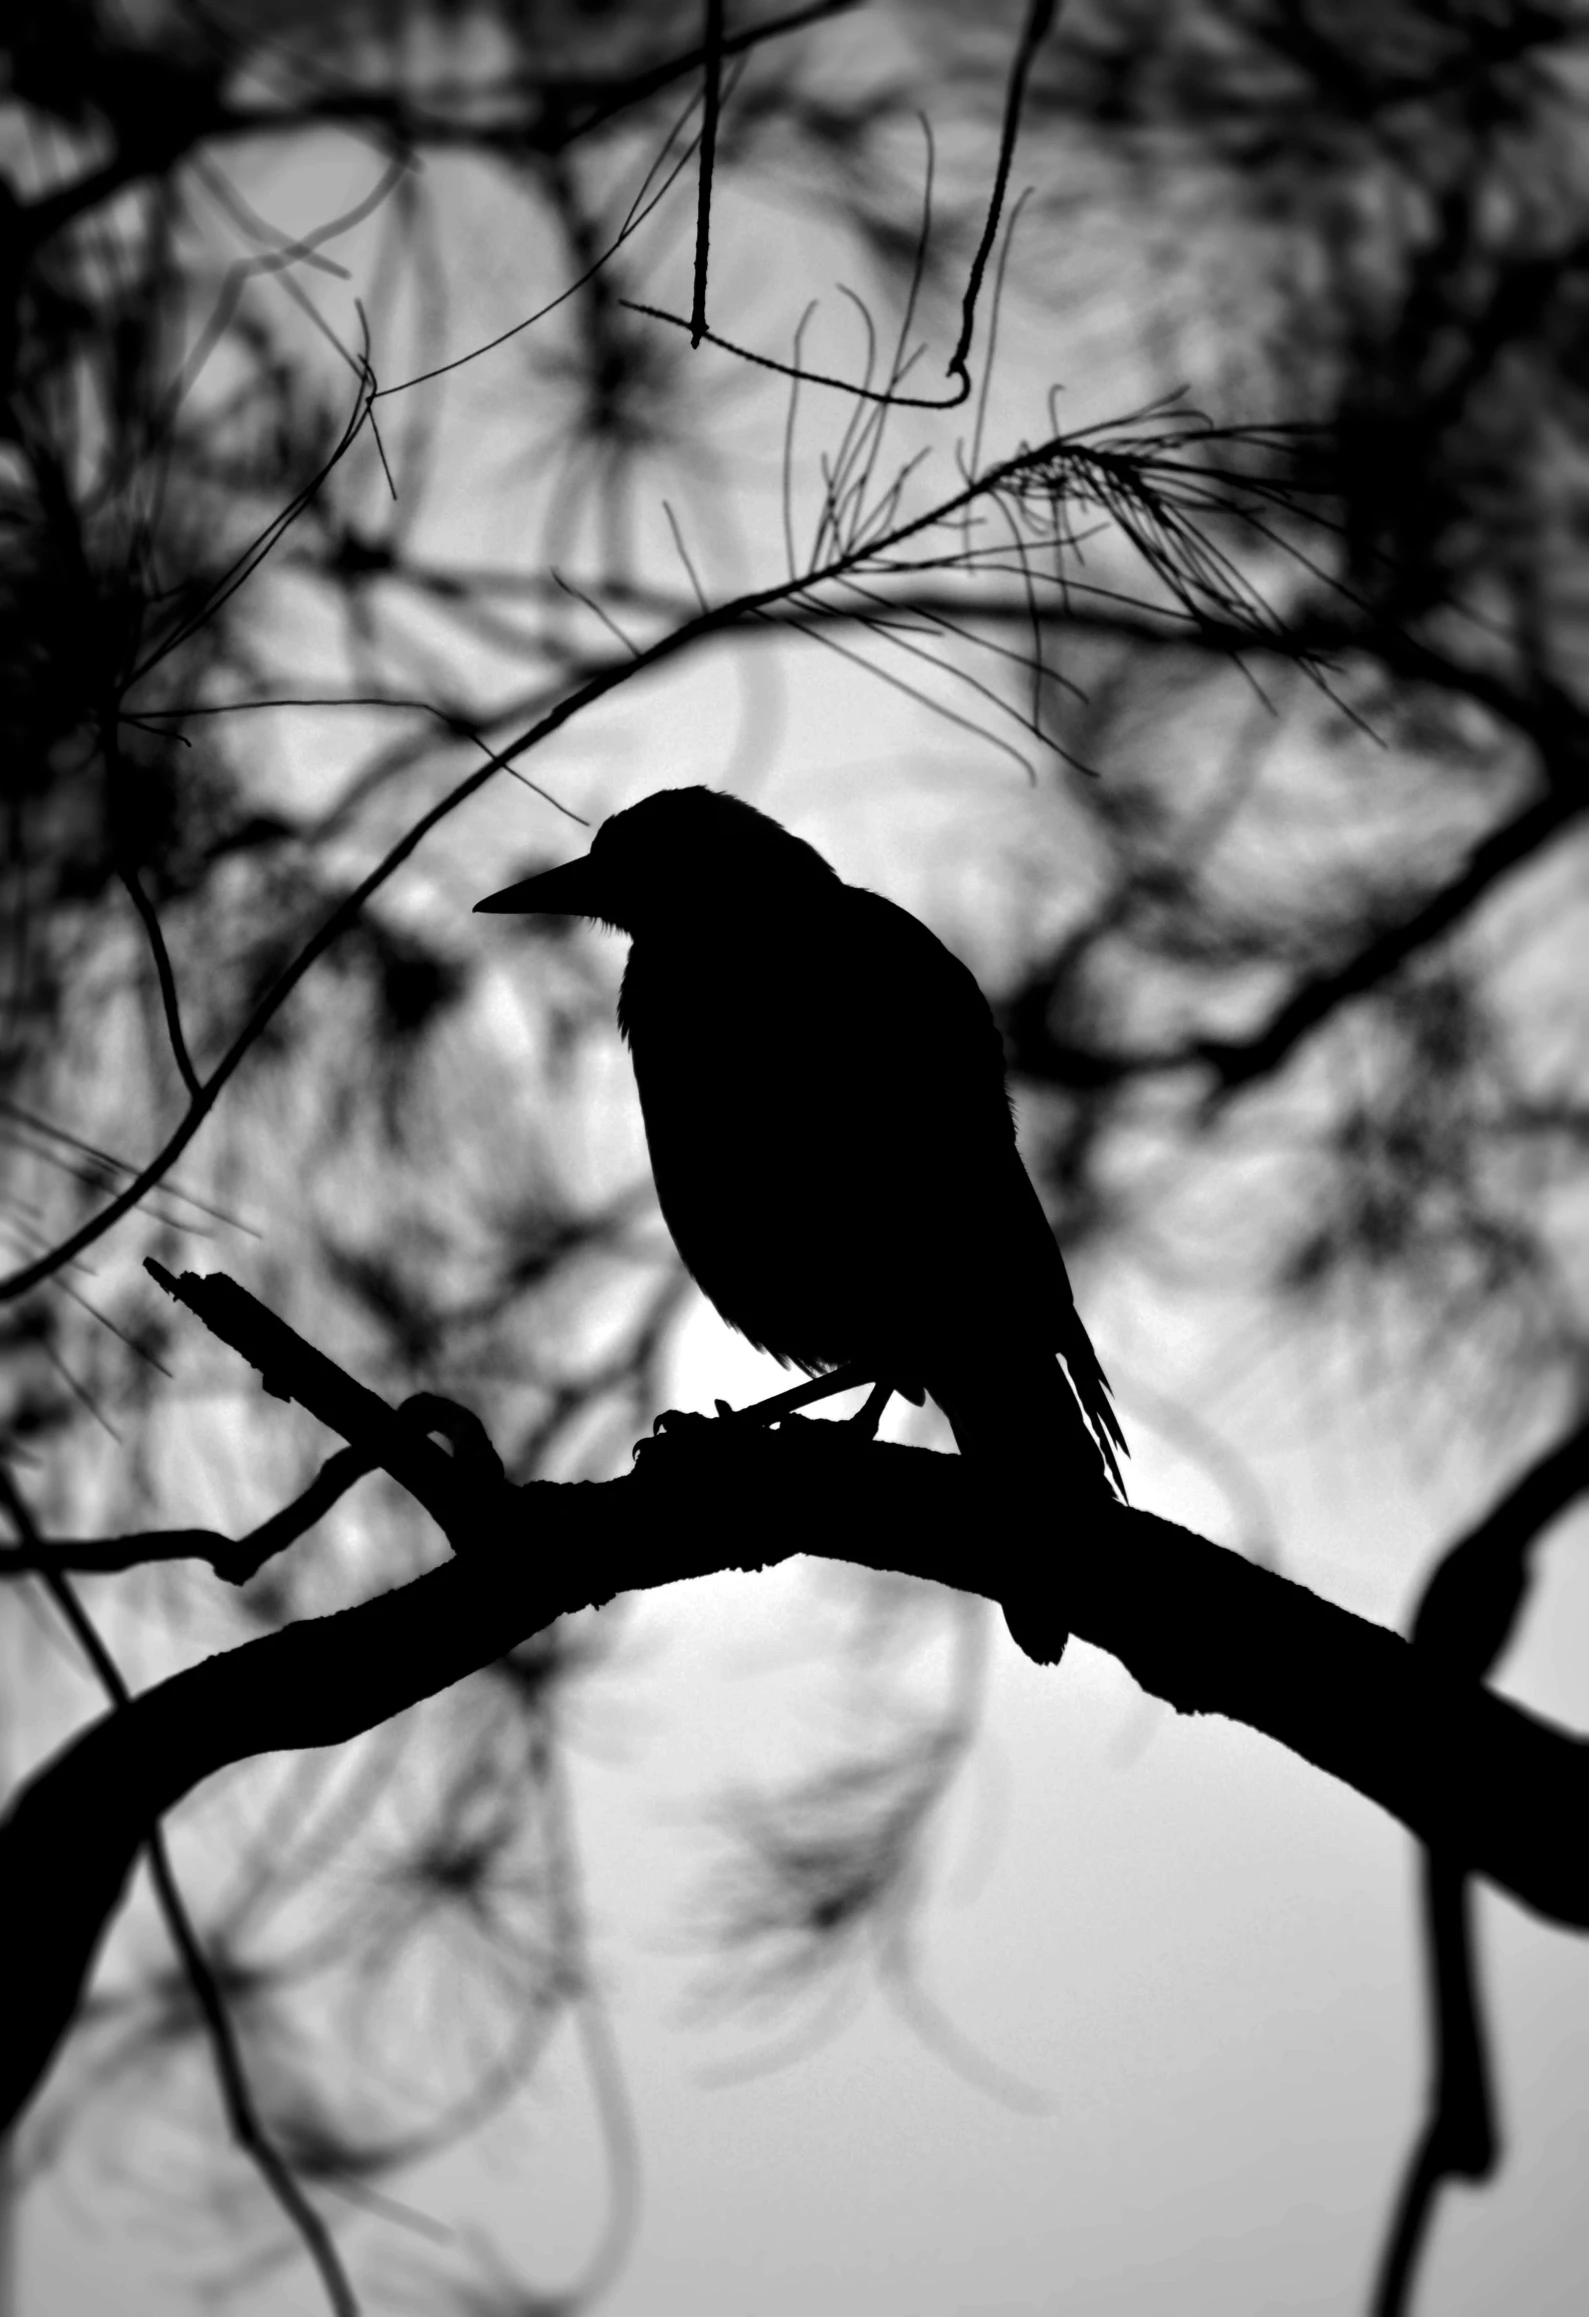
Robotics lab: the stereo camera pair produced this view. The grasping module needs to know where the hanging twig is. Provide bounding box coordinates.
[690,0,726,347]
[1372,1411,1589,2316]
[946,0,1060,389]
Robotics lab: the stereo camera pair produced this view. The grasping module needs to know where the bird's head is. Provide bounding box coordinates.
[474,786,836,937]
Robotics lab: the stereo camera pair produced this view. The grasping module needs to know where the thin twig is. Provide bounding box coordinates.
[946,0,1060,388]
[0,1096,256,1235]
[374,66,708,401]
[625,299,972,409]
[0,1446,374,1586]
[1372,1860,1494,2317]
[551,570,643,658]
[690,0,726,347]
[662,502,709,611]
[115,863,201,1100]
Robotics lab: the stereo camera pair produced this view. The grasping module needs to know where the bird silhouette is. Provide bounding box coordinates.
[477,788,1125,1640]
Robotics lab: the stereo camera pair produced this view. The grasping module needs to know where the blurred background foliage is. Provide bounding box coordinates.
[1,0,1586,2309]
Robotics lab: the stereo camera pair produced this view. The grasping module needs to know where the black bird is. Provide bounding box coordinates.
[476,788,1125,1567]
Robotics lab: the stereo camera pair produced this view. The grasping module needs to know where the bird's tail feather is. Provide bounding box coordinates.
[929,1344,1124,1501]
[1057,1315,1128,1500]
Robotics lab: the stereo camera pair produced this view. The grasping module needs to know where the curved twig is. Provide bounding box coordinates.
[1373,1412,1589,2316]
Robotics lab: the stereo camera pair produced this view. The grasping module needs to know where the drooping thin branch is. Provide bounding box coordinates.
[625,297,972,410]
[371,70,708,401]
[689,0,725,348]
[945,0,1060,389]
[635,0,1063,407]
[127,336,380,685]
[114,863,201,1101]
[1373,1859,1494,2317]
[1373,1411,1589,2317]
[13,443,204,1101]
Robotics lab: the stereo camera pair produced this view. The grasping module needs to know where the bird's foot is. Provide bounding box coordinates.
[643,1374,854,1449]
[635,1367,897,1464]
[633,1405,721,1466]
[720,1365,882,1430]
[649,1404,722,1438]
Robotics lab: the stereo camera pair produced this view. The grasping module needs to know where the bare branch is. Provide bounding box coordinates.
[0,1445,373,1586]
[946,0,1060,389]
[1373,1858,1495,2317]
[114,856,201,1101]
[1375,1410,1589,2316]
[689,0,726,348]
[1006,782,1586,1098]
[143,1263,499,1553]
[1198,788,1588,1108]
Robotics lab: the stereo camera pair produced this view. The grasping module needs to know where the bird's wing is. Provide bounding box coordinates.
[833,890,1126,1487]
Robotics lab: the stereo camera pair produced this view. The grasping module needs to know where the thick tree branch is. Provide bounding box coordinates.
[5,1277,1589,2140]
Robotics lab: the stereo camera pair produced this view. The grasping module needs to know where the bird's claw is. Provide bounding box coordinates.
[650,1406,716,1437]
[645,1399,737,1437]
[633,1404,724,1467]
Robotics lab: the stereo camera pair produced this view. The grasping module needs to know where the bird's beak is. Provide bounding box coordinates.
[474,857,602,916]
